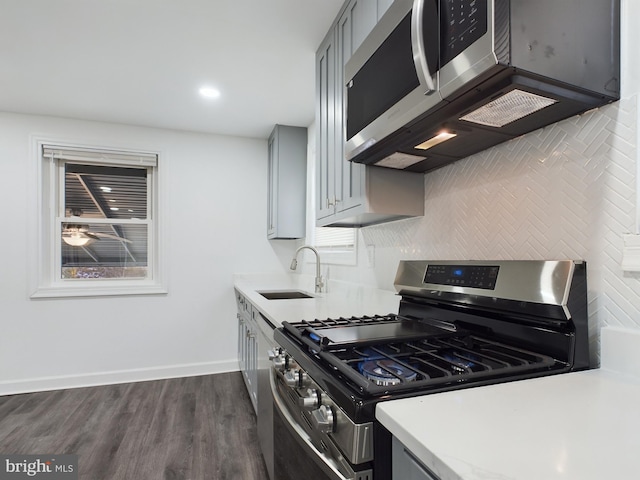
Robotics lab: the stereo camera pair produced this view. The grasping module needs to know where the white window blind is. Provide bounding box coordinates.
[314,227,355,250]
[313,227,357,265]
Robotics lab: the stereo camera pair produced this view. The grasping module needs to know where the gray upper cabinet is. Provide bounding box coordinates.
[267,125,307,239]
[315,0,423,227]
[315,29,337,223]
[376,0,393,20]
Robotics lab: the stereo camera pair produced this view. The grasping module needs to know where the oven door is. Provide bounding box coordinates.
[270,370,372,480]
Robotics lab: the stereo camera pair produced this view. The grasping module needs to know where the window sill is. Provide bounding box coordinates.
[30,283,168,299]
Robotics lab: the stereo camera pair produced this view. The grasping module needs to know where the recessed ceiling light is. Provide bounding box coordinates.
[199,87,221,99]
[110,207,119,211]
[100,186,112,192]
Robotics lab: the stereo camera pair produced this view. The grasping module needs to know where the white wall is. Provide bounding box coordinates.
[0,112,296,394]
[320,0,640,364]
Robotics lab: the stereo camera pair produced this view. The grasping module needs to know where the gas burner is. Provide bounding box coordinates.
[441,350,479,373]
[359,360,417,386]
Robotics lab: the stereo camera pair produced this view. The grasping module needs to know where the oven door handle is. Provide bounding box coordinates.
[270,370,355,480]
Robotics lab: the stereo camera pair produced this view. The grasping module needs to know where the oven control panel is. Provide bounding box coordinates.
[424,264,499,289]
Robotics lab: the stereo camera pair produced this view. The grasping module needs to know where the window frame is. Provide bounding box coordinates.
[30,138,167,298]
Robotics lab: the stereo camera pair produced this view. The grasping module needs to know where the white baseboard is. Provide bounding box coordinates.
[0,360,240,396]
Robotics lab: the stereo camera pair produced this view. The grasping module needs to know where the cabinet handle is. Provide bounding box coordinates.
[327,197,335,207]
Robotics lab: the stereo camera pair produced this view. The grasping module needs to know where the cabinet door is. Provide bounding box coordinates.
[316,0,386,223]
[336,1,372,214]
[316,29,338,221]
[247,323,258,411]
[350,0,378,51]
[237,314,246,373]
[268,125,307,239]
[392,437,441,480]
[267,134,277,237]
[377,0,394,20]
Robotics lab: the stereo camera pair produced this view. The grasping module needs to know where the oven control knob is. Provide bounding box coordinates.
[298,371,310,387]
[283,370,300,387]
[268,348,281,360]
[310,405,335,434]
[272,354,286,370]
[298,388,319,409]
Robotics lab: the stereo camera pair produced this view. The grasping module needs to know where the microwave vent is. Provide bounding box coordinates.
[375,152,426,169]
[459,89,558,128]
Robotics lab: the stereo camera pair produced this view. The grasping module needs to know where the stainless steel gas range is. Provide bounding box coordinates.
[270,260,589,480]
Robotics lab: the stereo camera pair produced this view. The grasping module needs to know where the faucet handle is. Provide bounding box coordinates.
[315,276,325,293]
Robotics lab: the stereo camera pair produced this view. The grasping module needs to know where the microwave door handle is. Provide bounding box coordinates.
[411,0,437,95]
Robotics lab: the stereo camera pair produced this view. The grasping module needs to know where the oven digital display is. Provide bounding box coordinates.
[424,264,499,289]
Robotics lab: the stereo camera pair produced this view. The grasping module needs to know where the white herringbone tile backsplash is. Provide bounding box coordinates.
[357,96,639,362]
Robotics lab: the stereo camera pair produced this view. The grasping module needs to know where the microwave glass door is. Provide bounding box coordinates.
[346,3,439,142]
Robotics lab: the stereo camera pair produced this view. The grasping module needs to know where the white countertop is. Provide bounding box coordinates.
[233,272,400,328]
[376,326,640,480]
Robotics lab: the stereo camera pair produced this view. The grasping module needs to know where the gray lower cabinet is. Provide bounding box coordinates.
[315,0,423,227]
[236,290,257,412]
[253,307,276,480]
[234,289,276,480]
[392,436,441,480]
[267,125,307,239]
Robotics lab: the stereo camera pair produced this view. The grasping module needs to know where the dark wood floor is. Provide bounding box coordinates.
[0,372,269,480]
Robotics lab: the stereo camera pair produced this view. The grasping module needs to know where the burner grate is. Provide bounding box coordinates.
[329,334,557,393]
[297,314,400,329]
[282,315,560,395]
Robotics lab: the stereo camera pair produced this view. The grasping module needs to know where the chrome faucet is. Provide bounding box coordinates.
[290,245,325,293]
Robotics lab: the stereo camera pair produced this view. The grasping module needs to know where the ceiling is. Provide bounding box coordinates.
[0,0,345,139]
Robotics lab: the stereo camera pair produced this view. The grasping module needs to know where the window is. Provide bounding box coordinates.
[313,227,357,265]
[31,142,165,298]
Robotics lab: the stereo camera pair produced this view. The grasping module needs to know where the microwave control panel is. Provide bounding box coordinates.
[441,0,488,65]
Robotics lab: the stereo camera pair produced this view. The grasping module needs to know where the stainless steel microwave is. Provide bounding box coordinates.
[345,0,620,172]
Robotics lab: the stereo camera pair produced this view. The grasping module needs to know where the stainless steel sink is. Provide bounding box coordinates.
[257,290,314,300]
